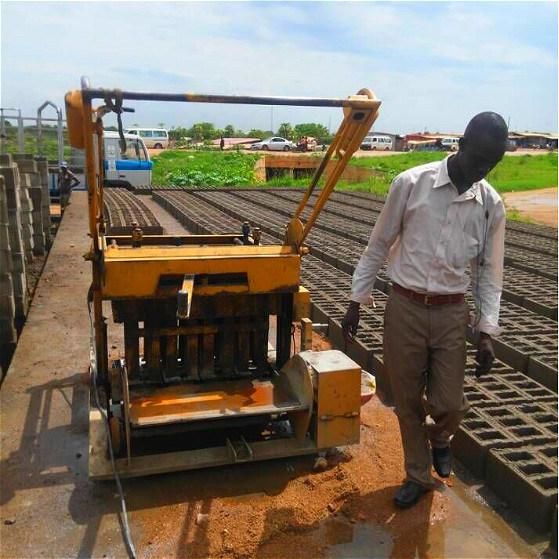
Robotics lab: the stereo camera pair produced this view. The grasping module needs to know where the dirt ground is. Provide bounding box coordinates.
[0,192,549,559]
[502,187,558,228]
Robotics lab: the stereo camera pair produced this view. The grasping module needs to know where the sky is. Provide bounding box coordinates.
[1,1,557,135]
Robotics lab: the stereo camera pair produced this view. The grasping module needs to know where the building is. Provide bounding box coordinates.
[508,132,558,150]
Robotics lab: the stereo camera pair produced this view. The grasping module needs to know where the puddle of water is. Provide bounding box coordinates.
[316,476,543,559]
[322,519,393,559]
[442,478,542,558]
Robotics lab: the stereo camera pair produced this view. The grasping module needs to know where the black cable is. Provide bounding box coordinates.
[87,297,137,559]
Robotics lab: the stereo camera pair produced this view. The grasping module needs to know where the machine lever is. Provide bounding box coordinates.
[177,275,195,319]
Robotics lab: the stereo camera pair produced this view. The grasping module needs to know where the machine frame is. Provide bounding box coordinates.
[65,79,381,479]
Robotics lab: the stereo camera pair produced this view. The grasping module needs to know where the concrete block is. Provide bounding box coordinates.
[452,414,520,479]
[486,448,558,533]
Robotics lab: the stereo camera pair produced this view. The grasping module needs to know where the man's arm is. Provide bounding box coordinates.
[351,174,410,303]
[69,171,80,189]
[343,174,410,341]
[470,197,506,375]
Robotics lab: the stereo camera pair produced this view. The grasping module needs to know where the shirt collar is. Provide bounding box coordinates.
[434,156,484,205]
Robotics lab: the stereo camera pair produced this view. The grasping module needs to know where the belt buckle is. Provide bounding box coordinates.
[424,294,431,306]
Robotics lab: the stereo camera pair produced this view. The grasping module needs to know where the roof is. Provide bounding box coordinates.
[210,137,261,146]
[404,132,462,141]
[407,139,438,146]
[125,127,168,132]
[104,131,142,140]
[509,132,558,140]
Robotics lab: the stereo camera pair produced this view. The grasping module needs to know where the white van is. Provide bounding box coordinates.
[125,128,169,149]
[104,131,152,189]
[361,135,393,151]
[441,137,460,151]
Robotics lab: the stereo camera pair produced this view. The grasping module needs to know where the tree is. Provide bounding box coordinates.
[187,122,218,141]
[293,123,331,143]
[224,124,235,137]
[277,122,293,140]
[158,122,165,128]
[248,129,272,139]
[168,126,190,141]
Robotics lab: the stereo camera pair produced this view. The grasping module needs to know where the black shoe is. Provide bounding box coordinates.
[432,446,452,478]
[394,481,429,509]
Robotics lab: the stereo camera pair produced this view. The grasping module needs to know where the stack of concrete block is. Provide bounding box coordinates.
[0,175,17,373]
[15,155,45,256]
[34,156,52,249]
[12,154,37,260]
[0,154,28,329]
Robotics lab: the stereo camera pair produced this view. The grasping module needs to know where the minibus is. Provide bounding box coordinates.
[361,135,393,150]
[125,128,169,149]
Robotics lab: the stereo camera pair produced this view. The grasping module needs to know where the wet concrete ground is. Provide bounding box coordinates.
[0,192,551,558]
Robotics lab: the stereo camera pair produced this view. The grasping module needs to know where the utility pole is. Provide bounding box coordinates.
[270,107,274,134]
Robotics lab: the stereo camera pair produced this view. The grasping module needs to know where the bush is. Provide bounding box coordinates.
[153,151,260,187]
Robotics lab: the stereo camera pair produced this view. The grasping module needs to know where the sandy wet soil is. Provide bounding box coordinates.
[502,187,558,228]
[0,192,550,559]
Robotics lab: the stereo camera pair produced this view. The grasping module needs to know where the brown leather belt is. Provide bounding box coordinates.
[392,283,465,306]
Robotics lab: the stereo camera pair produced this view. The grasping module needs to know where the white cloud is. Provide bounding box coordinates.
[1,1,556,133]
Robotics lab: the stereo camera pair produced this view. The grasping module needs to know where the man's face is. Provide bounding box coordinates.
[457,133,506,184]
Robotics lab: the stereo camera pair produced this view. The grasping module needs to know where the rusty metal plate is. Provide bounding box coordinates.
[128,378,305,427]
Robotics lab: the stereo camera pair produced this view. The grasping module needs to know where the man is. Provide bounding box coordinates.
[58,161,80,207]
[342,112,507,508]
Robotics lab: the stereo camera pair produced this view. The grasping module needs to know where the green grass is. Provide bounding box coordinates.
[151,149,557,196]
[505,207,536,224]
[152,150,260,187]
[2,127,71,160]
[486,153,557,192]
[346,152,557,195]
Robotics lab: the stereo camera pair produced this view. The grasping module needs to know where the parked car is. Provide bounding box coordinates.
[441,137,460,151]
[360,135,393,150]
[250,137,295,151]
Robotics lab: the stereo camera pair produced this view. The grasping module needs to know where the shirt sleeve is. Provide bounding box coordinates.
[470,197,506,337]
[350,174,410,303]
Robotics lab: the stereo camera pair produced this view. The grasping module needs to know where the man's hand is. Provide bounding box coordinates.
[342,301,360,343]
[475,332,495,377]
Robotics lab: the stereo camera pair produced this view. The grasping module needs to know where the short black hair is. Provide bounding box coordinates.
[464,112,508,143]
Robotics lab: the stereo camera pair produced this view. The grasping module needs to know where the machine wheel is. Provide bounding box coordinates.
[284,145,290,151]
[262,145,268,150]
[154,143,163,149]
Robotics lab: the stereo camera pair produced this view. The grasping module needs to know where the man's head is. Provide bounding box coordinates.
[456,112,508,185]
[60,161,68,171]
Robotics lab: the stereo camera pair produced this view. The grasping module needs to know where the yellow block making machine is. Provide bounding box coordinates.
[65,79,381,479]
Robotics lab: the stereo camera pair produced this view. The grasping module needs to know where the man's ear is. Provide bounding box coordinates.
[458,137,465,150]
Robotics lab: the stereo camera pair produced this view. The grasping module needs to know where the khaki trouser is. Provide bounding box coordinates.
[384,289,470,488]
